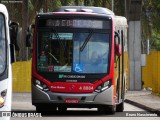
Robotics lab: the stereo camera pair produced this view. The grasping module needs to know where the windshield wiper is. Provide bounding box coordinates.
[80,30,94,52]
[48,52,59,64]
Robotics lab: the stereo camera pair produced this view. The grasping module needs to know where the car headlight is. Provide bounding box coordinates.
[95,79,112,93]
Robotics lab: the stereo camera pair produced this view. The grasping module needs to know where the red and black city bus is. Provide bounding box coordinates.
[31,6,128,114]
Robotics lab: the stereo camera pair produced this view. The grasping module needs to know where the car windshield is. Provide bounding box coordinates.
[37,29,110,74]
[0,14,6,74]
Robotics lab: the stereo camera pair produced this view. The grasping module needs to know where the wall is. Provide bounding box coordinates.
[142,51,160,93]
[12,61,31,92]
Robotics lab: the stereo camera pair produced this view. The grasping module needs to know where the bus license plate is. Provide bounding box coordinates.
[65,98,79,103]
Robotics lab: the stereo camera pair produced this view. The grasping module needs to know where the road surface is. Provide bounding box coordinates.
[10,103,159,120]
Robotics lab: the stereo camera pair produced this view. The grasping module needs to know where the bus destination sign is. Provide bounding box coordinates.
[44,19,111,29]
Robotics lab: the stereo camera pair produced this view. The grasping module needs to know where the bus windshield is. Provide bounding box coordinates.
[36,18,111,74]
[37,29,110,74]
[0,14,6,74]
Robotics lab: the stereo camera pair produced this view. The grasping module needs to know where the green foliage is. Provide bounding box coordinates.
[84,0,92,6]
[60,0,73,6]
[142,0,160,51]
[93,0,102,7]
[150,32,160,50]
[51,0,62,11]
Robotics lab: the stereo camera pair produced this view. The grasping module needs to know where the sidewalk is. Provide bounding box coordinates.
[125,90,160,116]
[12,92,36,111]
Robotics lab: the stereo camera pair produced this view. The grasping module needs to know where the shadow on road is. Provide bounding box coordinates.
[43,111,109,117]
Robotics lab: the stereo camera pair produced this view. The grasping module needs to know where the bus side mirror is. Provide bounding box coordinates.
[114,31,122,56]
[9,22,20,51]
[115,44,122,56]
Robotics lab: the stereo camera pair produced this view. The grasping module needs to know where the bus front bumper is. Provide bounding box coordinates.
[32,84,115,107]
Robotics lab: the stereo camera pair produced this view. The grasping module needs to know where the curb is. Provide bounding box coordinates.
[125,99,160,116]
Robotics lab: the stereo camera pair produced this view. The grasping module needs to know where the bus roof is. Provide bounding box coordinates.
[54,6,114,15]
[114,16,128,27]
[37,6,128,27]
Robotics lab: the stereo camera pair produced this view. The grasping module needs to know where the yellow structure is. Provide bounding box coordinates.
[12,61,31,92]
[142,51,160,93]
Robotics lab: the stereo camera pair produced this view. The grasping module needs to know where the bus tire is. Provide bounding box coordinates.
[116,101,124,112]
[36,104,57,113]
[108,105,116,114]
[36,105,45,113]
[98,105,116,114]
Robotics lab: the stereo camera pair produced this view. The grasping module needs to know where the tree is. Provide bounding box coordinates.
[141,0,160,51]
[84,0,92,6]
[102,0,111,9]
[93,0,102,7]
[29,0,44,24]
[21,0,29,60]
[60,0,73,6]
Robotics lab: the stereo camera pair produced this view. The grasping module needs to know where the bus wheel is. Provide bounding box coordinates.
[36,105,57,113]
[108,105,116,114]
[116,101,124,112]
[36,105,43,113]
[98,105,116,114]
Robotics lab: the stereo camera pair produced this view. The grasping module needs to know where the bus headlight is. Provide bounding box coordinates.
[0,89,7,107]
[34,79,49,91]
[0,96,5,107]
[95,79,112,93]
